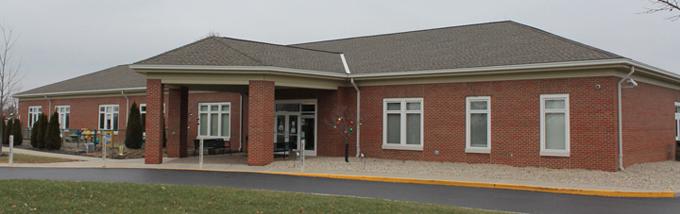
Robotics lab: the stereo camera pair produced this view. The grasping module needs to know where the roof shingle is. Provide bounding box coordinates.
[292,21,622,74]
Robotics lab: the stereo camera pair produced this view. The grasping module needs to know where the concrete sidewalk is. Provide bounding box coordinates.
[1,152,678,198]
[10,148,101,161]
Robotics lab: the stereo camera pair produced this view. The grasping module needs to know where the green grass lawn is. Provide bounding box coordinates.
[0,180,501,214]
[0,153,76,163]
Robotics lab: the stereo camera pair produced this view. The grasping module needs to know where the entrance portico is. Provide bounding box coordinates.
[134,66,350,166]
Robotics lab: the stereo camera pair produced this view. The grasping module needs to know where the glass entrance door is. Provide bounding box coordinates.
[275,100,317,156]
[275,113,299,151]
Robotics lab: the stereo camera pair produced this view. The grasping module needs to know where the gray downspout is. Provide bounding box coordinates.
[340,54,361,157]
[617,66,635,171]
[239,93,243,152]
[122,90,129,125]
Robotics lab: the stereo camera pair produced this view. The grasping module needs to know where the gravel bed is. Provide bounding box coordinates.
[268,157,680,192]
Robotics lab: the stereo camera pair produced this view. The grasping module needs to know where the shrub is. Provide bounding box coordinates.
[125,103,144,149]
[35,114,48,149]
[11,118,22,146]
[44,112,62,150]
[30,114,43,148]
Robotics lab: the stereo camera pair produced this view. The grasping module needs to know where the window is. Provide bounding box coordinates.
[540,94,570,157]
[139,104,147,130]
[466,96,491,153]
[27,106,42,128]
[98,105,119,130]
[383,98,423,150]
[55,105,70,130]
[198,102,230,139]
[675,102,680,141]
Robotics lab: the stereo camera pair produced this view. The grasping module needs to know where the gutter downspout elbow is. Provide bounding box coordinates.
[617,66,635,171]
[341,54,361,157]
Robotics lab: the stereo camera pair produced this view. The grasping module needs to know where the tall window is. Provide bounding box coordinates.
[99,105,119,130]
[139,104,147,130]
[540,94,570,157]
[55,105,70,130]
[198,102,230,139]
[28,106,42,128]
[383,98,423,150]
[675,102,680,141]
[466,96,491,153]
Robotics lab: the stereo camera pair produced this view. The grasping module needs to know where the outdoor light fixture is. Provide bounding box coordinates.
[625,78,639,88]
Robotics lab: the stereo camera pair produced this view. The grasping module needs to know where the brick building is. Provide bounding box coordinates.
[16,21,679,171]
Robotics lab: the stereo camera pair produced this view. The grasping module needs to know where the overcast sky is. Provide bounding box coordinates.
[1,0,678,92]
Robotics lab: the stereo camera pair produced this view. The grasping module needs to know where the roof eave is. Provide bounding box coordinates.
[129,64,348,80]
[14,87,147,99]
[350,59,680,84]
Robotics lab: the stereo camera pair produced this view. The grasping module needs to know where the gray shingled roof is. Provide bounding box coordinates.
[19,21,627,97]
[292,21,622,74]
[16,65,145,96]
[136,36,346,73]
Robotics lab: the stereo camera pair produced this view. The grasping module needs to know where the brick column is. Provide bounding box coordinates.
[247,80,275,166]
[167,87,188,158]
[144,79,164,164]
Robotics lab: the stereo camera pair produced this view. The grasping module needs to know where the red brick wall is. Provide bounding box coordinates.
[145,79,164,164]
[18,95,146,143]
[275,87,357,157]
[358,77,620,171]
[622,81,679,167]
[18,91,243,151]
[247,80,275,165]
[187,91,243,152]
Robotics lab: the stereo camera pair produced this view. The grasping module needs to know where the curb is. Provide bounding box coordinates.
[1,165,676,198]
[252,171,678,199]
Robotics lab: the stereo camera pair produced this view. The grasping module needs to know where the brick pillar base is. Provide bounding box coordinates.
[167,87,188,158]
[144,79,164,164]
[247,80,274,166]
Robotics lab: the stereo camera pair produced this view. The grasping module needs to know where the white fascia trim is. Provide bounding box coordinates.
[130,59,680,84]
[351,59,680,81]
[129,64,348,79]
[14,87,147,98]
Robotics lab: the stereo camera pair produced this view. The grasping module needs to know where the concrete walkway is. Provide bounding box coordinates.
[10,148,101,161]
[1,152,678,197]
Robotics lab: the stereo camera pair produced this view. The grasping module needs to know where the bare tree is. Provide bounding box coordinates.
[646,0,680,20]
[0,24,22,117]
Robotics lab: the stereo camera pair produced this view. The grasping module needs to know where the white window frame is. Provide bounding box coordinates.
[540,94,570,157]
[466,96,491,154]
[675,102,680,141]
[98,104,120,131]
[55,105,70,130]
[382,98,424,151]
[197,102,231,140]
[27,106,42,128]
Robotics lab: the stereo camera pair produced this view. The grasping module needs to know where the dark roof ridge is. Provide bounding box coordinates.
[291,20,515,46]
[213,37,267,65]
[134,36,216,64]
[505,21,623,59]
[220,36,342,55]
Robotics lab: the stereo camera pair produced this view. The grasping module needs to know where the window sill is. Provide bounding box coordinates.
[382,144,423,151]
[540,151,570,157]
[465,147,490,154]
[197,136,231,141]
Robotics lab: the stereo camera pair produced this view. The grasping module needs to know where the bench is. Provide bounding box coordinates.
[274,141,294,159]
[193,138,231,155]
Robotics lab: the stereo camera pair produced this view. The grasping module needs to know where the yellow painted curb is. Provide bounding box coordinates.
[252,171,677,198]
